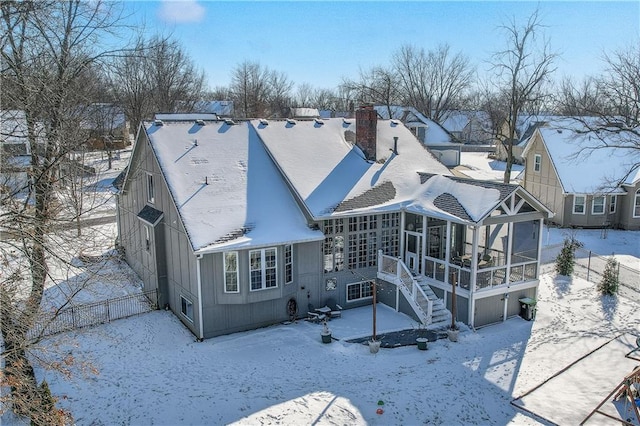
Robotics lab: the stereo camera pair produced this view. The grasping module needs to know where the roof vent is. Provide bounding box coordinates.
[286,118,296,125]
[224,119,236,126]
[342,118,352,125]
[259,118,269,126]
[154,119,164,127]
[195,119,205,126]
[391,119,400,125]
[557,129,562,134]
[314,118,324,125]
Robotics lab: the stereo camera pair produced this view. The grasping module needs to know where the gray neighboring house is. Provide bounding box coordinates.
[116,106,553,339]
[522,118,640,230]
[440,110,494,145]
[374,105,462,167]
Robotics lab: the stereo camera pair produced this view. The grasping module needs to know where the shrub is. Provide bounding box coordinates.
[555,237,583,276]
[598,257,619,296]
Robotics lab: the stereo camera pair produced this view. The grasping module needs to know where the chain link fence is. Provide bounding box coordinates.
[540,243,640,298]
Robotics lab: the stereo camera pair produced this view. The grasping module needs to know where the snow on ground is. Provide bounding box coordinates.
[1,227,634,426]
[2,146,639,425]
[457,151,524,183]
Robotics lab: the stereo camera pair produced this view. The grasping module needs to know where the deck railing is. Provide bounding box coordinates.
[378,251,433,325]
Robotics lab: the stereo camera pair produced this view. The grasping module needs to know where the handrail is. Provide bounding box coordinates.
[378,251,433,325]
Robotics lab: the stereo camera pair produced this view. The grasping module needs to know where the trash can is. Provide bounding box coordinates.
[519,297,536,321]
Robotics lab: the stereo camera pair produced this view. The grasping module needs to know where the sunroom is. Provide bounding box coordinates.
[379,174,553,328]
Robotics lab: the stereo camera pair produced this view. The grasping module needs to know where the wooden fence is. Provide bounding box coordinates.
[28,289,158,341]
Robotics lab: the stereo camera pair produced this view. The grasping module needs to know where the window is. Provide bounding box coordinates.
[534,154,542,172]
[635,190,640,218]
[609,195,617,214]
[346,281,373,302]
[323,219,344,273]
[573,195,585,214]
[249,248,277,291]
[180,296,194,322]
[224,252,239,293]
[381,213,400,257]
[146,173,155,204]
[144,225,151,251]
[284,244,293,284]
[592,196,605,215]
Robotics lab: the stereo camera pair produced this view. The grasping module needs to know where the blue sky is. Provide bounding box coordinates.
[123,1,640,91]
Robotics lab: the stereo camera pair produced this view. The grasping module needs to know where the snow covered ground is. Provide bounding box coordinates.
[3,147,639,425]
[1,226,635,425]
[16,267,638,425]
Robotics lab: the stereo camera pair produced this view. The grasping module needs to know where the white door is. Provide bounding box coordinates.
[404,232,421,274]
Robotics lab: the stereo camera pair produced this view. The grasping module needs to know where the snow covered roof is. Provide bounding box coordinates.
[289,108,319,118]
[80,103,127,131]
[406,174,518,223]
[253,117,451,218]
[142,120,324,253]
[440,110,492,134]
[373,105,455,145]
[191,100,234,117]
[154,113,219,121]
[523,118,640,193]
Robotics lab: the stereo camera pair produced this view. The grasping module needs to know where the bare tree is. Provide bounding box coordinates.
[342,65,400,117]
[490,9,557,183]
[560,43,640,184]
[393,43,474,121]
[1,1,129,422]
[555,77,607,116]
[229,61,293,118]
[110,35,206,127]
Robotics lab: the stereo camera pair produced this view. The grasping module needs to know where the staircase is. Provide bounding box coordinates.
[415,276,452,329]
[377,251,452,329]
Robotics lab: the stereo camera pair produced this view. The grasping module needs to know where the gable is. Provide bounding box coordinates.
[253,118,451,218]
[138,119,323,252]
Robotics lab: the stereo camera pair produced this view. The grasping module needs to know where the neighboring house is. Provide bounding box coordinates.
[494,114,558,164]
[1,110,34,193]
[82,103,130,150]
[374,105,462,167]
[191,100,234,117]
[115,106,552,339]
[440,110,494,145]
[522,118,640,230]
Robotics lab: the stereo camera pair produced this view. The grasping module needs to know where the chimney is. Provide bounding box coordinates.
[356,105,377,161]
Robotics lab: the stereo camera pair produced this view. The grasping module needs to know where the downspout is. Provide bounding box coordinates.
[196,254,204,341]
[469,225,479,328]
[535,218,545,299]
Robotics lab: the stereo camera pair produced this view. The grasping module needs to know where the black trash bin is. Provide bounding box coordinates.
[519,297,536,321]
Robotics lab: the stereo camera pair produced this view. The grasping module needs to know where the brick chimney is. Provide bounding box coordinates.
[356,105,377,161]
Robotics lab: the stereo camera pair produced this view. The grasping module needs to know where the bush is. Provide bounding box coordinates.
[555,237,583,276]
[598,257,619,296]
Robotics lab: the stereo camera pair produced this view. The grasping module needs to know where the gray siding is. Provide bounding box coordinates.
[199,241,323,338]
[619,183,640,230]
[117,131,200,335]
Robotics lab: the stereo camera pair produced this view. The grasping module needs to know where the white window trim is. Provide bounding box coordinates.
[144,225,151,251]
[284,244,293,285]
[573,195,586,215]
[146,172,155,204]
[346,280,373,302]
[223,251,239,293]
[609,195,617,214]
[249,248,278,291]
[591,196,605,215]
[180,295,194,323]
[634,190,640,218]
[533,154,542,172]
